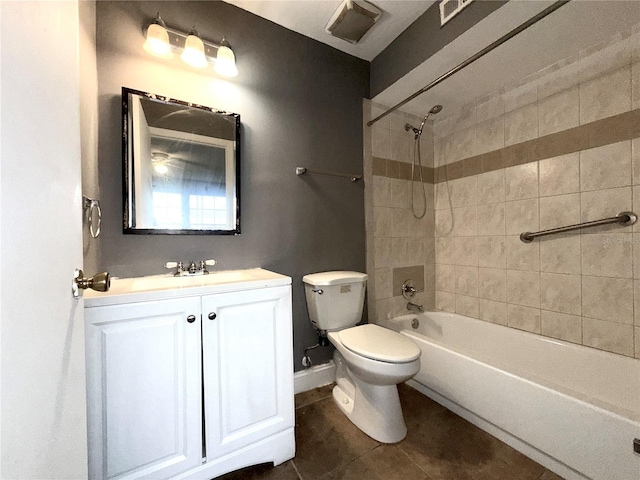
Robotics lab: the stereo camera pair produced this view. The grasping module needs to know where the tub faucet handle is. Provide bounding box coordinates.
[402,280,417,299]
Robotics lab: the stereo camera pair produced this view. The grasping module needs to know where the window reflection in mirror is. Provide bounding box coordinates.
[123,87,240,235]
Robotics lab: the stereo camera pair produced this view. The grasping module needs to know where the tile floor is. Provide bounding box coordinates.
[218,383,564,480]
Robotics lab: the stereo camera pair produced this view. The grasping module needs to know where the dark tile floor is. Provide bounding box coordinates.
[218,383,564,480]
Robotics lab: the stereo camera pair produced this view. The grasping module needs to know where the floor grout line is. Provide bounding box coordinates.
[393,443,437,480]
[290,459,304,480]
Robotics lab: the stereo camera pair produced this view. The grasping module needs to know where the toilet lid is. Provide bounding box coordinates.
[337,324,421,363]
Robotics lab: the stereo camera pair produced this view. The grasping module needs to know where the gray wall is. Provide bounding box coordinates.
[95,1,369,370]
[370,0,507,97]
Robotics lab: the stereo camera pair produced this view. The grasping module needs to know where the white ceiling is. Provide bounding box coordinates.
[222,0,436,61]
[223,0,640,120]
[374,0,640,118]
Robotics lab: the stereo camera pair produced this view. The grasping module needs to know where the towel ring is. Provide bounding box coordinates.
[83,196,102,239]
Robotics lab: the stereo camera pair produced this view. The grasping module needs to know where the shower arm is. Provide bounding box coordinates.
[366,0,571,127]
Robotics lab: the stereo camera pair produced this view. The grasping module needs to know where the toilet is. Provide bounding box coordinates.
[302,271,421,443]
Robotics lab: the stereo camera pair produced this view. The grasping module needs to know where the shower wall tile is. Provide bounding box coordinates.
[506,235,539,272]
[373,237,392,268]
[539,234,581,275]
[476,90,505,123]
[375,268,392,300]
[633,62,640,109]
[582,317,634,356]
[454,237,478,267]
[633,138,640,185]
[507,304,541,334]
[577,30,633,85]
[373,207,392,238]
[478,267,506,302]
[505,198,539,236]
[580,66,632,124]
[436,291,456,313]
[505,163,539,201]
[579,140,632,192]
[436,264,456,293]
[455,294,479,318]
[539,193,580,231]
[477,236,506,269]
[540,272,581,315]
[541,310,582,343]
[450,176,478,208]
[455,265,478,297]
[477,203,505,236]
[504,81,537,113]
[453,206,477,236]
[478,299,507,325]
[476,116,505,155]
[580,187,632,234]
[581,233,633,278]
[372,176,392,207]
[371,31,640,359]
[538,87,580,137]
[435,237,455,265]
[582,276,634,324]
[538,153,580,196]
[506,270,540,308]
[477,170,505,205]
[504,103,539,146]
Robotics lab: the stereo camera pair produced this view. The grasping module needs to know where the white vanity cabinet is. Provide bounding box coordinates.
[84,269,294,480]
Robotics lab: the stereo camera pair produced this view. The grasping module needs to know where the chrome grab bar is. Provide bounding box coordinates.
[296,167,362,182]
[520,211,637,243]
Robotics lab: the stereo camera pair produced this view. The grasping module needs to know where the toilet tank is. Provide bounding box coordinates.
[302,271,368,331]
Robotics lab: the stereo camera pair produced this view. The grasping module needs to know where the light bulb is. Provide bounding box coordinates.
[214,44,238,77]
[154,163,169,175]
[143,18,173,60]
[181,32,207,68]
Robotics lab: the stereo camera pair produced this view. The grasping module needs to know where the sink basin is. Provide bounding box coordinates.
[84,268,291,307]
[128,270,256,292]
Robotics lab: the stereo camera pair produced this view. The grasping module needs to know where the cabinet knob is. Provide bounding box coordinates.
[208,312,217,320]
[187,315,196,323]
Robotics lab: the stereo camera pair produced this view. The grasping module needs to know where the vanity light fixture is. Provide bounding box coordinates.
[143,13,238,77]
[181,28,208,68]
[143,14,173,59]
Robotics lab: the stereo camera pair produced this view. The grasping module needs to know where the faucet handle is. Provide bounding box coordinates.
[200,259,216,274]
[164,261,184,276]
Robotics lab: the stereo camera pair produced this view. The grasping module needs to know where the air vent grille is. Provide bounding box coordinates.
[440,0,474,27]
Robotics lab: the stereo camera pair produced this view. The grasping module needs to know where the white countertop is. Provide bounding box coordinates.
[84,268,291,307]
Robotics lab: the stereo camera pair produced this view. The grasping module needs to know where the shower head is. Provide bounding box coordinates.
[405,104,443,139]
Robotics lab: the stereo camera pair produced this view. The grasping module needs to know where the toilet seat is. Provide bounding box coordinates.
[336,324,421,363]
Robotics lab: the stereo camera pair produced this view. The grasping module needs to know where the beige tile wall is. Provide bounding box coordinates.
[429,27,640,359]
[364,101,436,325]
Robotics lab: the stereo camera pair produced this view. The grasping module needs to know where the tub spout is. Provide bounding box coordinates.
[407,301,423,312]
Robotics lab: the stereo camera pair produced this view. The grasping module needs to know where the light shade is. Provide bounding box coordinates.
[214,43,238,77]
[143,19,173,60]
[181,32,208,68]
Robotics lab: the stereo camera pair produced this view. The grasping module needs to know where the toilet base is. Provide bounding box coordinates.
[332,354,408,443]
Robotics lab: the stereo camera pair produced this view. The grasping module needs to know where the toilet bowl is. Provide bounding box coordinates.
[302,271,421,443]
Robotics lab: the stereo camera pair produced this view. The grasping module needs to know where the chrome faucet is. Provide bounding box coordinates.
[407,301,423,312]
[165,259,217,276]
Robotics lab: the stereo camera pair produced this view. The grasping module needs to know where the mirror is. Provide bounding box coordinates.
[123,87,240,234]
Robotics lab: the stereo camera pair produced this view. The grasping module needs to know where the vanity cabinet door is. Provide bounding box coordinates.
[85,297,203,480]
[202,286,294,461]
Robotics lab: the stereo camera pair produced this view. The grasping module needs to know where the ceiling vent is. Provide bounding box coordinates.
[325,0,382,45]
[440,0,474,26]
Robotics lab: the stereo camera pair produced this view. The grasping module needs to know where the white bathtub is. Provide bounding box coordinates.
[379,311,640,480]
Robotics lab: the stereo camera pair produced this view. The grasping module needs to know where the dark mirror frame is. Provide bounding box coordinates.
[122,87,241,235]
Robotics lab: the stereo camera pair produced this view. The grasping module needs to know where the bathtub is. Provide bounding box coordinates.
[379,311,640,480]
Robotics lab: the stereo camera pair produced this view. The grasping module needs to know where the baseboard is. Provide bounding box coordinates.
[294,361,335,394]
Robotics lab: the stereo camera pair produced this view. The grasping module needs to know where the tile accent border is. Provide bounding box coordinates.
[373,108,640,184]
